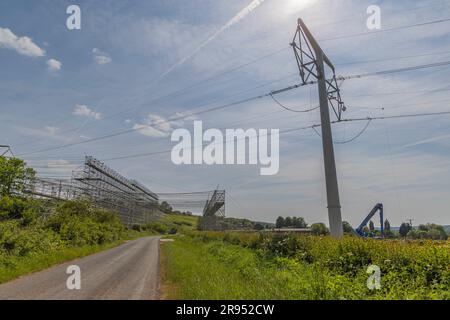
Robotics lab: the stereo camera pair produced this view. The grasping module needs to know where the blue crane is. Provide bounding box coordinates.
[355,203,384,237]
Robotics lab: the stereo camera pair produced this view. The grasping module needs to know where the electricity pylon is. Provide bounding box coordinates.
[291,19,346,238]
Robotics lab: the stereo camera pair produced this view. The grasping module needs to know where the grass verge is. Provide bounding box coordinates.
[161,235,449,300]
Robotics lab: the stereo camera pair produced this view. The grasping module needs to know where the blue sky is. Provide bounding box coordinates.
[1,0,450,226]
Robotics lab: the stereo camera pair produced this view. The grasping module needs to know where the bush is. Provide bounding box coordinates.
[45,200,124,246]
[0,220,62,256]
[143,222,169,234]
[311,223,329,236]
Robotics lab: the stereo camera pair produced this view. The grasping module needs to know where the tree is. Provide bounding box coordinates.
[418,224,428,231]
[254,223,264,231]
[159,201,173,214]
[275,216,284,228]
[384,219,391,233]
[424,224,448,240]
[0,157,35,196]
[342,221,353,234]
[399,222,411,239]
[369,220,375,232]
[383,219,393,238]
[284,216,293,227]
[292,217,307,228]
[311,223,329,236]
[407,228,418,239]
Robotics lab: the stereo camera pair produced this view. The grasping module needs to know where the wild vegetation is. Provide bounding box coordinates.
[275,215,448,240]
[0,156,158,283]
[162,231,450,299]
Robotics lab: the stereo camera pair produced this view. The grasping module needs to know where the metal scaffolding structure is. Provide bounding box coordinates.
[72,156,160,226]
[25,156,161,226]
[22,156,226,227]
[198,189,226,231]
[203,190,225,217]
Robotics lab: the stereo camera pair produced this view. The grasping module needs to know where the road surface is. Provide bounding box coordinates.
[0,236,161,300]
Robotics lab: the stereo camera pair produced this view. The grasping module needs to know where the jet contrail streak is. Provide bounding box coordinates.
[158,0,266,80]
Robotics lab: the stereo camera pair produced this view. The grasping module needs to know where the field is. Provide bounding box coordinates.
[161,232,450,300]
[161,214,199,232]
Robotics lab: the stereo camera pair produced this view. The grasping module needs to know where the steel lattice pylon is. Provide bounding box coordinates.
[291,19,346,121]
[290,19,345,239]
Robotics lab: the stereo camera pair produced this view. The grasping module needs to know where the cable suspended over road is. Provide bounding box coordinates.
[17,59,450,157]
[98,109,450,162]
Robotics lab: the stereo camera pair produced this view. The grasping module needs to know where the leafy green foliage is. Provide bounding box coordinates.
[45,200,125,246]
[143,221,170,234]
[275,216,284,228]
[275,216,307,228]
[0,157,35,196]
[310,223,329,235]
[399,223,412,238]
[198,216,256,231]
[173,231,450,299]
[159,201,173,214]
[0,198,127,260]
[407,224,448,240]
[342,221,354,234]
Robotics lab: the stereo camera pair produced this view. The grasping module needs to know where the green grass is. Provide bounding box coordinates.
[160,214,199,232]
[161,234,450,300]
[0,230,154,285]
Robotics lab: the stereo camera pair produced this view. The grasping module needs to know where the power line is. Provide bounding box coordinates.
[348,86,450,98]
[269,94,320,113]
[14,48,450,152]
[15,73,298,155]
[12,15,450,149]
[16,82,302,157]
[97,109,450,162]
[16,59,450,157]
[15,43,450,149]
[13,47,291,149]
[312,119,373,144]
[337,49,450,66]
[336,60,450,82]
[320,17,450,42]
[336,110,450,123]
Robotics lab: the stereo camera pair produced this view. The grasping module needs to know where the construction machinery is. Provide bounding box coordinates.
[354,203,384,237]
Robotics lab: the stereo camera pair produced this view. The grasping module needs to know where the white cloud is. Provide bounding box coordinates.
[0,27,45,57]
[73,104,101,120]
[44,126,59,135]
[133,113,180,138]
[46,58,62,71]
[92,48,112,65]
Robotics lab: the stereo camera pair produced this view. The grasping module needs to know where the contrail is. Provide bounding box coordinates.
[158,0,266,80]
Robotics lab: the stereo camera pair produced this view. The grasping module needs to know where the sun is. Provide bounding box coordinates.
[283,0,316,15]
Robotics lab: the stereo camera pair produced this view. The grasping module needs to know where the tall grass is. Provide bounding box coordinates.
[162,233,450,300]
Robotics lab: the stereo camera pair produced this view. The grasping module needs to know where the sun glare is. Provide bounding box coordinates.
[283,0,316,15]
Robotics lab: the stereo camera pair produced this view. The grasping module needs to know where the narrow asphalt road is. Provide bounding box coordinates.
[0,236,161,300]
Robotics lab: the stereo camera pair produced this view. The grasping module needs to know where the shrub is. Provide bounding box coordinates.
[144,222,169,234]
[311,223,329,236]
